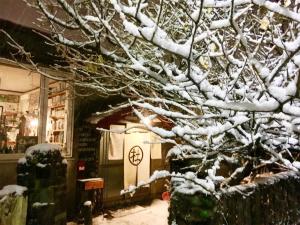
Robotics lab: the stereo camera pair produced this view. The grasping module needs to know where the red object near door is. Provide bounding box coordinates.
[77,160,86,171]
[162,191,170,201]
[77,160,86,179]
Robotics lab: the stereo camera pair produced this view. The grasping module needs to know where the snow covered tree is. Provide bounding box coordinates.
[22,0,300,195]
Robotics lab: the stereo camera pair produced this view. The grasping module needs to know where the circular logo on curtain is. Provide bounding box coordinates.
[128,145,144,166]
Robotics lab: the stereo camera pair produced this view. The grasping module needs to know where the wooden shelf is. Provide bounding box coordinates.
[47,82,68,149]
[53,129,64,132]
[50,104,65,109]
[51,142,63,145]
[3,112,17,116]
[48,90,66,98]
[5,125,18,128]
[50,116,65,120]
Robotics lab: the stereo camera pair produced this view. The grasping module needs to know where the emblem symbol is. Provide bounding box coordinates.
[128,146,143,166]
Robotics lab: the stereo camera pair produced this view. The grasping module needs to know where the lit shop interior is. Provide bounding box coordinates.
[0,64,71,155]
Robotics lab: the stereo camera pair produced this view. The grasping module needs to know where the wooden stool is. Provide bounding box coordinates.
[77,178,104,216]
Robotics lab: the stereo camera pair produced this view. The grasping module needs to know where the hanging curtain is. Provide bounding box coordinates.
[108,124,125,160]
[124,123,150,189]
[150,133,162,159]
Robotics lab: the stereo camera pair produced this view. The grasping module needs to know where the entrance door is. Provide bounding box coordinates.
[124,124,150,189]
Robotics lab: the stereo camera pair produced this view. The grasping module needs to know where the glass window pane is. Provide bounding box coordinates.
[46,81,68,155]
[0,65,40,154]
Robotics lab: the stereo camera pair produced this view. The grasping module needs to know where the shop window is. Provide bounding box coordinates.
[46,81,73,157]
[0,66,40,154]
[0,65,74,157]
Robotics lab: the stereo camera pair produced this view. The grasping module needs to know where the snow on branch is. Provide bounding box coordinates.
[21,0,300,195]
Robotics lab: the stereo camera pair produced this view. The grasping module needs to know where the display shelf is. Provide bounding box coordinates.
[48,90,66,98]
[3,112,17,116]
[0,91,39,153]
[53,129,64,132]
[50,104,65,109]
[46,81,68,148]
[50,116,65,120]
[5,125,18,128]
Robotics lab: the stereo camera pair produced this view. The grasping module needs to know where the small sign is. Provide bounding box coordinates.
[128,145,143,166]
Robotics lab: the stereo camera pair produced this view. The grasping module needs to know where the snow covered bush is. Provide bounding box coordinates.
[17,144,67,225]
[22,0,300,195]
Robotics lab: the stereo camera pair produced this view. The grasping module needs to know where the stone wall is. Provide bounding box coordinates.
[169,171,300,225]
[0,185,27,225]
[0,157,76,221]
[0,159,18,188]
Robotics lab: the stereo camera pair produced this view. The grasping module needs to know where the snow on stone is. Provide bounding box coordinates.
[84,201,92,206]
[18,157,27,164]
[32,202,54,207]
[0,185,27,197]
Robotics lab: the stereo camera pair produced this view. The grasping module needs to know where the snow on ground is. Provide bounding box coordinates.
[68,199,169,225]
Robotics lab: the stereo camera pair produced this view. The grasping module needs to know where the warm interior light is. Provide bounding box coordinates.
[30,118,39,128]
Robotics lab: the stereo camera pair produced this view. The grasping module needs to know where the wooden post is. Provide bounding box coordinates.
[38,75,48,143]
[83,201,92,225]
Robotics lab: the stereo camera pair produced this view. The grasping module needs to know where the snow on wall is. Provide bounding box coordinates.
[0,185,27,198]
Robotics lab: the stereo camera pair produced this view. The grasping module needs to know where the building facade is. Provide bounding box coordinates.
[0,5,170,219]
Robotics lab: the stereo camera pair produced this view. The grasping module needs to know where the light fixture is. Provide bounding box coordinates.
[30,118,39,128]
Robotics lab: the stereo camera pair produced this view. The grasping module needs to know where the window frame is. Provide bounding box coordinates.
[0,66,74,159]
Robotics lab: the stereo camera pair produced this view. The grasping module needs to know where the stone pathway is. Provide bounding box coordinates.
[68,199,169,225]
